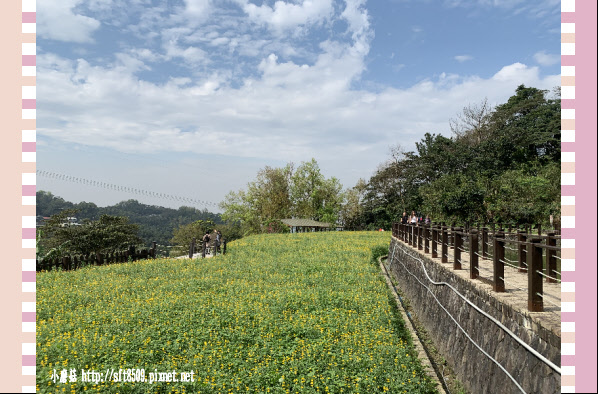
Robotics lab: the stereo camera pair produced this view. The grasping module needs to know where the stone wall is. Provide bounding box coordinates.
[387,238,560,394]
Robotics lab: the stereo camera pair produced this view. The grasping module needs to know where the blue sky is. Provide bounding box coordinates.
[36,0,561,211]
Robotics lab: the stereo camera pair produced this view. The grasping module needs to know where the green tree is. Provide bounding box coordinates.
[362,85,560,228]
[220,159,344,235]
[37,192,223,251]
[290,159,344,223]
[39,211,142,259]
[171,219,216,247]
[220,189,261,236]
[420,174,487,224]
[485,161,560,226]
[340,179,367,230]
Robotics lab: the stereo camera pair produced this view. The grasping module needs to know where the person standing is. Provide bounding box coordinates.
[410,211,418,224]
[401,211,408,224]
[202,231,211,257]
[212,229,220,255]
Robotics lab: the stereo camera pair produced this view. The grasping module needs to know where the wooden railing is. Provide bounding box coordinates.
[392,223,561,312]
[188,237,227,258]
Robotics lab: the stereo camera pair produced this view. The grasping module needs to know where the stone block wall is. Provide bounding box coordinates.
[387,238,560,394]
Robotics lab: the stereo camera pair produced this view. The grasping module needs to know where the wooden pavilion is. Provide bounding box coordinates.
[280,219,342,233]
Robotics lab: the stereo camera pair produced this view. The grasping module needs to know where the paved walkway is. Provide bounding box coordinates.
[394,237,561,336]
[175,252,217,259]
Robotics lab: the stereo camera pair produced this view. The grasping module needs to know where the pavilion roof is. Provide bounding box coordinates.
[280,219,332,228]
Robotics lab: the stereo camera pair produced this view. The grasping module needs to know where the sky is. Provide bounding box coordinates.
[36,0,561,212]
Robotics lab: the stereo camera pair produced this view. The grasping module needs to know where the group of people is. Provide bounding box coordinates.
[202,229,223,255]
[401,211,431,225]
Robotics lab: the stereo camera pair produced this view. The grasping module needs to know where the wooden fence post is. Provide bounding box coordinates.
[454,227,462,270]
[546,232,557,283]
[441,226,448,264]
[450,222,455,249]
[431,225,438,258]
[408,224,413,246]
[424,224,430,254]
[493,231,505,292]
[417,225,423,250]
[412,224,416,246]
[482,227,488,259]
[129,246,136,261]
[151,241,157,258]
[189,237,196,258]
[517,231,527,272]
[470,229,478,279]
[528,238,544,312]
[223,239,227,255]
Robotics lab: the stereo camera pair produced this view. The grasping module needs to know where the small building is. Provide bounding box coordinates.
[280,219,343,233]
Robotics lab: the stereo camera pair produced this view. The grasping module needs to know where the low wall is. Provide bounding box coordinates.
[386,237,560,394]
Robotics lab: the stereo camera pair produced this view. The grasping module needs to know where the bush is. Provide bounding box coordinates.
[371,244,389,264]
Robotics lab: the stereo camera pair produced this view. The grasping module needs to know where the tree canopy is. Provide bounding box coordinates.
[37,210,142,260]
[353,85,560,230]
[220,159,345,235]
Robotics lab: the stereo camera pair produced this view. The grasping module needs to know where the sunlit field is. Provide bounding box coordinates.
[37,231,438,393]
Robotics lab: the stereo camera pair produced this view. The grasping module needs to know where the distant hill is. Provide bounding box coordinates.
[36,191,223,248]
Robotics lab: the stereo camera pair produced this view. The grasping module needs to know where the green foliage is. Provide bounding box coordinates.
[363,85,560,228]
[485,161,560,226]
[340,179,366,230]
[170,219,215,247]
[220,158,345,235]
[371,244,389,264]
[36,192,223,251]
[264,219,291,233]
[38,210,142,259]
[420,174,486,223]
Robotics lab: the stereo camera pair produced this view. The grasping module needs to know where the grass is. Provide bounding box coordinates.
[37,231,438,393]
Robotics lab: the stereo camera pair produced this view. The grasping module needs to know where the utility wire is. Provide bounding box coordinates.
[36,170,220,209]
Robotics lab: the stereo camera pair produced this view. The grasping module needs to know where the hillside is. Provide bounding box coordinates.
[36,190,223,247]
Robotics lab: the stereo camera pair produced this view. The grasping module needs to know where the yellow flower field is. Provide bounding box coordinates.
[37,231,438,393]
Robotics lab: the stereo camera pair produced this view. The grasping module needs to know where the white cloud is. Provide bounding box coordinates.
[35,0,561,202]
[454,55,473,62]
[492,62,539,81]
[37,50,559,192]
[533,51,559,66]
[240,0,335,34]
[37,0,101,43]
[184,0,211,16]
